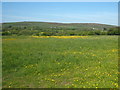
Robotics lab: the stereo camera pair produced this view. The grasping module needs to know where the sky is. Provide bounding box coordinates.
[2,0,120,2]
[2,2,118,25]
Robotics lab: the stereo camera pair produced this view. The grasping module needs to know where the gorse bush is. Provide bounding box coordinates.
[107,27,119,35]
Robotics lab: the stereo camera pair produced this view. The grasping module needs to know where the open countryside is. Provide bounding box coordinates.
[2,35,118,88]
[2,2,119,88]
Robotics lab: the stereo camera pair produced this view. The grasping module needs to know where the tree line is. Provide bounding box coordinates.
[2,24,119,36]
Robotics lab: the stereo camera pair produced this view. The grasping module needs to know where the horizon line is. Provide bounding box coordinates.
[2,21,118,26]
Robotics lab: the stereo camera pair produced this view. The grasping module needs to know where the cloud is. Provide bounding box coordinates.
[2,11,118,25]
[2,15,50,22]
[47,12,118,25]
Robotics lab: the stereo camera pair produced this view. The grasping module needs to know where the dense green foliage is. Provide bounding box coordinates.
[2,22,119,36]
[3,36,118,88]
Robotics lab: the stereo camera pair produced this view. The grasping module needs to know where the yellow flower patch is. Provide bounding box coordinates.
[3,38,16,40]
[31,36,89,39]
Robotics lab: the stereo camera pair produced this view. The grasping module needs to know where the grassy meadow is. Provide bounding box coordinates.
[2,36,118,88]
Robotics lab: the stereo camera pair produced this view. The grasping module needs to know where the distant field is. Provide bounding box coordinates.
[2,36,118,88]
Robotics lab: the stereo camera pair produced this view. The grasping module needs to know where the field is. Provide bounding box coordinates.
[2,36,118,88]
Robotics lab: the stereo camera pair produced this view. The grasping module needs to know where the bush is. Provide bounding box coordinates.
[107,27,119,35]
[2,31,12,35]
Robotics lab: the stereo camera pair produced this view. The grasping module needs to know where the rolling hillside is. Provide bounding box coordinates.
[2,22,116,30]
[2,22,118,36]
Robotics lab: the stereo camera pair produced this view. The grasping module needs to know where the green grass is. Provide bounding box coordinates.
[2,36,118,88]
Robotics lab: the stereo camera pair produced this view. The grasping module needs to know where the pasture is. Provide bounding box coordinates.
[2,36,118,88]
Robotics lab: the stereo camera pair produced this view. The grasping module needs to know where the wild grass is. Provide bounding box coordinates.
[2,36,118,88]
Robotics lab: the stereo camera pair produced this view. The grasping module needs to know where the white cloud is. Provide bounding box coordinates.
[2,11,118,25]
[46,12,118,25]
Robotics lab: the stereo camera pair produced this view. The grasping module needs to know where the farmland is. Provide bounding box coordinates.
[2,22,119,36]
[2,36,118,88]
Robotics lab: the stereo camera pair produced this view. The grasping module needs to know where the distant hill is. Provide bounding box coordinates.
[2,21,116,31]
[2,22,119,36]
